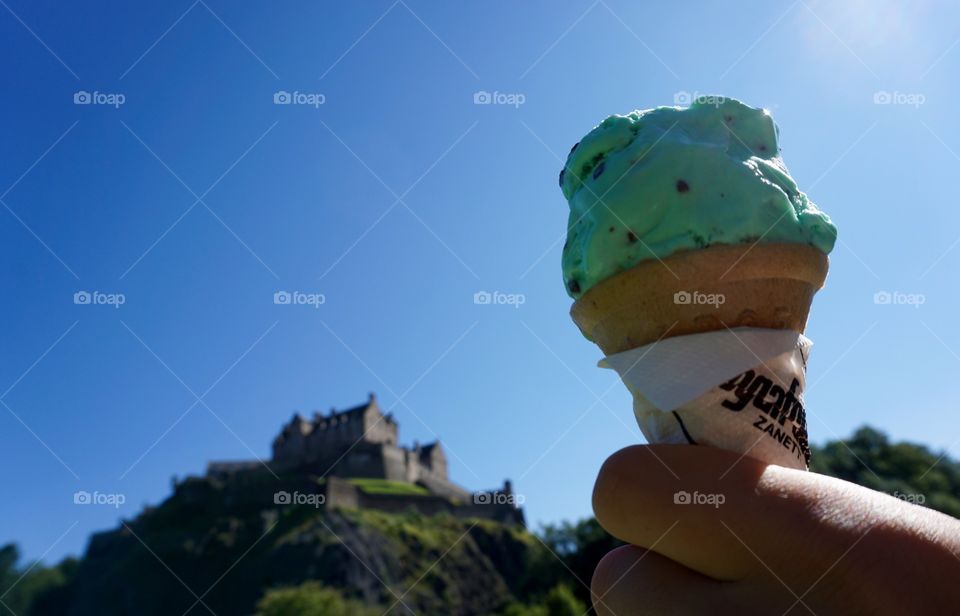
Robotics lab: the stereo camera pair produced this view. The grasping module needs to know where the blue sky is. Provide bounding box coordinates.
[3,0,960,563]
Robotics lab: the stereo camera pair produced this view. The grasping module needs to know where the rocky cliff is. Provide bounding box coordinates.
[55,472,545,615]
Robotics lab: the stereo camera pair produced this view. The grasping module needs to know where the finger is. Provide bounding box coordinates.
[591,545,740,616]
[592,444,843,581]
[593,445,960,612]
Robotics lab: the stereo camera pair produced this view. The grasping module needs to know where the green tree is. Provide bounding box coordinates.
[0,544,23,616]
[0,544,76,616]
[498,584,586,616]
[254,582,377,616]
[536,517,621,608]
[811,425,960,518]
[543,584,585,616]
[500,604,547,616]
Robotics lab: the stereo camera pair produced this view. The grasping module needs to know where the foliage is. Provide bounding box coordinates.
[5,426,960,615]
[534,517,621,609]
[810,425,960,518]
[543,584,586,616]
[498,584,586,616]
[0,544,77,616]
[254,582,378,616]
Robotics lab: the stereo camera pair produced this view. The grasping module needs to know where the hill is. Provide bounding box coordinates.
[2,461,585,616]
[3,425,959,615]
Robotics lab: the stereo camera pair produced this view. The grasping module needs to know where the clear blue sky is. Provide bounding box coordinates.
[4,0,960,563]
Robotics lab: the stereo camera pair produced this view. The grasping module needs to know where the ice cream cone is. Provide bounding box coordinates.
[570,243,828,356]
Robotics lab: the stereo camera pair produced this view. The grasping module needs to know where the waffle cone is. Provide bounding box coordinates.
[570,243,828,356]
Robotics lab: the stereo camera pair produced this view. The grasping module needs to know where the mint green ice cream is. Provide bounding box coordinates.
[560,97,836,299]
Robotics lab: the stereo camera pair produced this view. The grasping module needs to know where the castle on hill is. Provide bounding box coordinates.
[206,394,522,524]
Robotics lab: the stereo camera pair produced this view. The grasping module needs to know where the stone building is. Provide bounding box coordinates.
[266,394,464,500]
[206,394,523,524]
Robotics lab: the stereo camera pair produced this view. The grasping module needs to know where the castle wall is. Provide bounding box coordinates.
[321,479,524,525]
[345,412,364,442]
[380,445,408,482]
[186,470,524,527]
[426,446,448,479]
[358,492,452,516]
[363,410,398,445]
[417,474,470,502]
[207,460,262,477]
[324,476,361,509]
[362,493,522,525]
[453,501,526,526]
[324,443,387,478]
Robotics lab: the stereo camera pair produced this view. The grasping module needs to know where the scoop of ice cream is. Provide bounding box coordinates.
[559,97,836,299]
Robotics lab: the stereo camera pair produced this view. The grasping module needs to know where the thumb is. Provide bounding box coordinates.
[591,545,742,615]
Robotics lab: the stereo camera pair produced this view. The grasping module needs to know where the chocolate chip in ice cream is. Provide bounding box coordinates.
[593,161,605,179]
[676,179,690,193]
[567,279,581,294]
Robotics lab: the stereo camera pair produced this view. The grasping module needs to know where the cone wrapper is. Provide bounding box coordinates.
[600,327,812,469]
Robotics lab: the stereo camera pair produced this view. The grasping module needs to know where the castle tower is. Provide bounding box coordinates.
[357,393,398,446]
[271,413,313,467]
[418,442,448,480]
